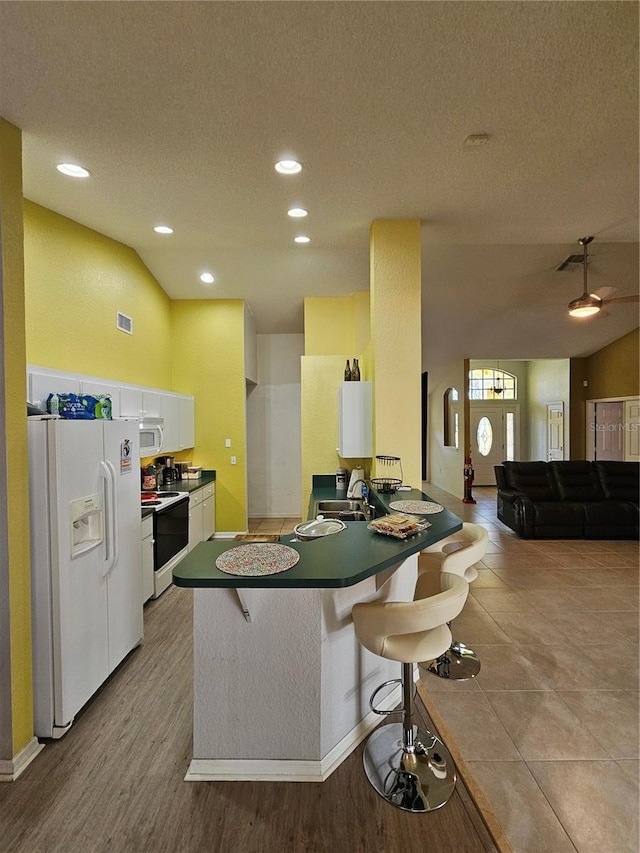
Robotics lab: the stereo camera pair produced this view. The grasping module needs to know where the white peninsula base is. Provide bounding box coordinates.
[186,555,417,782]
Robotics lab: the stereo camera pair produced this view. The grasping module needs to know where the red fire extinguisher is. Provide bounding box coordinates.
[463,455,476,504]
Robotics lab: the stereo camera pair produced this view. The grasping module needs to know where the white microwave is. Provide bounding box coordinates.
[139,418,164,457]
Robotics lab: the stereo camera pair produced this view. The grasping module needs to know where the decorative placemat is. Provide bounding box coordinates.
[215,543,299,577]
[389,500,444,515]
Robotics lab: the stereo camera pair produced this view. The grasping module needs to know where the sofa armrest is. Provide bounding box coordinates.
[497,490,535,538]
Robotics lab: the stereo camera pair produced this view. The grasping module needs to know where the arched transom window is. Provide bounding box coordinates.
[469,368,517,400]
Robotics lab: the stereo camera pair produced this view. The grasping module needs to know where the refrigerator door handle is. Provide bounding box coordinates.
[105,460,120,573]
[99,461,118,577]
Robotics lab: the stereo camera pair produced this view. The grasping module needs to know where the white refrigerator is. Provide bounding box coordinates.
[28,417,143,738]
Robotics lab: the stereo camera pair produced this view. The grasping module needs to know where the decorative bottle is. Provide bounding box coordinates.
[351,358,361,381]
[344,360,351,381]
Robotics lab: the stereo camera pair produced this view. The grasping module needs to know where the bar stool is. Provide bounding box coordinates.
[418,522,488,680]
[352,573,469,813]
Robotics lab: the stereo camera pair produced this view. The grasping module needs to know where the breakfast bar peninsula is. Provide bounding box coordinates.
[173,483,462,782]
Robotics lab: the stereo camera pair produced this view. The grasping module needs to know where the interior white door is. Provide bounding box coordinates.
[594,401,624,461]
[470,407,503,485]
[546,402,564,461]
[51,420,109,727]
[624,399,640,461]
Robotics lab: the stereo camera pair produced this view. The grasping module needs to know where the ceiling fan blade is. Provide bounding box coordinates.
[603,295,640,304]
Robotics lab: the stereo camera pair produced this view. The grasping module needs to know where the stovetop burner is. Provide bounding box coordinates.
[140,490,189,511]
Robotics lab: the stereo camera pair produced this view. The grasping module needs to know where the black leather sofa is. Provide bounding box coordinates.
[494,460,639,539]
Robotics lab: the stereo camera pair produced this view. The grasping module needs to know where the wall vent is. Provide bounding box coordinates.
[116,311,133,335]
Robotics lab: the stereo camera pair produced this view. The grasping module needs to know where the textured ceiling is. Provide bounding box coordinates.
[0,1,638,367]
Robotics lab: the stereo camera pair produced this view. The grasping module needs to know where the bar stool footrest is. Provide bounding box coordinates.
[369,679,403,716]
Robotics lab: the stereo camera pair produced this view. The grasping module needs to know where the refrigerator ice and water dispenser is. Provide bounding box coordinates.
[70,493,104,558]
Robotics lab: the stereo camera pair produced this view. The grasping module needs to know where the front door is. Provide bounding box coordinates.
[546,402,564,461]
[471,408,503,486]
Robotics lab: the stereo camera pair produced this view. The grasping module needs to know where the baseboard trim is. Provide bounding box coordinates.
[0,737,45,782]
[185,684,402,782]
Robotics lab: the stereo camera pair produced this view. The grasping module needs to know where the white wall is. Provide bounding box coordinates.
[427,360,466,498]
[526,359,570,460]
[246,334,304,518]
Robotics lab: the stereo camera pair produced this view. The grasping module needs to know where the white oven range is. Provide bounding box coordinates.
[141,491,189,598]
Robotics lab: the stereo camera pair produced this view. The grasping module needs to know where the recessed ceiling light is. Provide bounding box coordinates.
[288,207,308,218]
[153,225,174,234]
[56,163,90,178]
[200,272,215,284]
[294,235,311,244]
[275,159,302,175]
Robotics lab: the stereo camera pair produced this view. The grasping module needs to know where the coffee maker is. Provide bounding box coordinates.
[157,455,179,484]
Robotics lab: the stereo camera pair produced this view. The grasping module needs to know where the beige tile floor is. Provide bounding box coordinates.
[250,489,639,852]
[419,484,640,853]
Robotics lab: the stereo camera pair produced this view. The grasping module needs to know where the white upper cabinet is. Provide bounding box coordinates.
[157,392,195,453]
[29,369,81,410]
[160,393,180,451]
[179,395,195,449]
[80,379,121,418]
[120,387,162,419]
[28,365,195,452]
[337,381,372,458]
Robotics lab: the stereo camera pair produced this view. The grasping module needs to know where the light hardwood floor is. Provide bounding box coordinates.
[1,561,497,852]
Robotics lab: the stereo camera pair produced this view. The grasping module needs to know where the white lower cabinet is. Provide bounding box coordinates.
[188,488,204,551]
[188,483,216,551]
[141,515,154,604]
[201,485,215,541]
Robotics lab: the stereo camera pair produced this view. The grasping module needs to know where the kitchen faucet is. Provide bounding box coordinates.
[347,478,368,499]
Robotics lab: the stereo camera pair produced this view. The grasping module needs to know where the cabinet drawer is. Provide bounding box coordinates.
[203,485,214,500]
[189,488,205,508]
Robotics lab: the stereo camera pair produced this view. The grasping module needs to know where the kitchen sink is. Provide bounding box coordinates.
[313,499,369,521]
[316,510,368,521]
[315,500,364,512]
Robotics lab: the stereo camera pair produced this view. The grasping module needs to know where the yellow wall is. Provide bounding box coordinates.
[24,202,172,388]
[0,119,33,756]
[586,328,639,400]
[304,293,370,356]
[170,300,247,532]
[370,220,422,486]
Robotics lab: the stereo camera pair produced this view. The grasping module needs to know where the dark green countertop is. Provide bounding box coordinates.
[172,478,462,589]
[141,470,216,518]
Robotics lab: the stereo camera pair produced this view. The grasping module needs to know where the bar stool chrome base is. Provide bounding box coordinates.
[363,723,456,813]
[425,641,481,681]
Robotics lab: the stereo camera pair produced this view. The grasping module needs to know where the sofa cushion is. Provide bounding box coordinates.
[551,461,604,502]
[532,500,585,533]
[583,500,638,539]
[503,461,559,501]
[594,461,640,503]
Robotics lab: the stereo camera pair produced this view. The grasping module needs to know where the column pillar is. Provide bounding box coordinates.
[369,220,422,486]
[0,117,39,778]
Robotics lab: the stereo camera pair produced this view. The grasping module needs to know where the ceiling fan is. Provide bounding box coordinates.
[557,236,640,318]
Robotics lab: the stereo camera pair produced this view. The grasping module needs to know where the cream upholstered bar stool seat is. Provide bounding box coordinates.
[351,573,469,813]
[418,522,489,680]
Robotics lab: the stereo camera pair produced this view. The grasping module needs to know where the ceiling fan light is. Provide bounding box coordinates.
[568,292,603,318]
